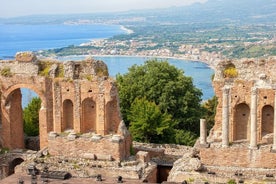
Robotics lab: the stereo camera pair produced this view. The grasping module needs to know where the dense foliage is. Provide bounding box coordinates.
[201,96,218,133]
[128,98,175,143]
[23,97,41,136]
[116,59,204,145]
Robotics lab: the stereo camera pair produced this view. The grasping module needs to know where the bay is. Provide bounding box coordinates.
[0,24,214,107]
[0,24,124,59]
[59,55,214,100]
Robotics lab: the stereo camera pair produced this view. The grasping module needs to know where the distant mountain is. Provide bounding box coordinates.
[140,0,276,24]
[0,0,275,25]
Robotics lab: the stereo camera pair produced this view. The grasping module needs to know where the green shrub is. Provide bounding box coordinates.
[96,67,108,76]
[227,179,236,184]
[23,97,41,136]
[39,61,52,77]
[57,64,64,78]
[224,67,238,78]
[1,67,12,77]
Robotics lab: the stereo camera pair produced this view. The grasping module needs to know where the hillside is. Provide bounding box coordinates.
[1,0,275,60]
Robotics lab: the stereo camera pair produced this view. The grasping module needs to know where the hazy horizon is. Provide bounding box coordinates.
[0,0,207,18]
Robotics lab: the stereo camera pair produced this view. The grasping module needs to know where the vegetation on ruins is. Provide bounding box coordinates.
[0,67,13,77]
[57,63,65,78]
[223,65,238,78]
[23,97,41,136]
[39,61,52,77]
[201,96,218,133]
[116,59,204,145]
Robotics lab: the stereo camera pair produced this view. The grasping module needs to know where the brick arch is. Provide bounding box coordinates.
[233,103,250,141]
[105,99,120,134]
[3,84,46,107]
[62,99,74,131]
[1,83,51,150]
[81,98,96,133]
[261,105,274,137]
[8,157,24,176]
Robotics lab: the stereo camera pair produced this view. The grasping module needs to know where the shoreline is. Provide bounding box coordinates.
[54,54,216,70]
[120,25,134,34]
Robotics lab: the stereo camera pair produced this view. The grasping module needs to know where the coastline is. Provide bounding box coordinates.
[55,54,216,70]
[120,25,134,34]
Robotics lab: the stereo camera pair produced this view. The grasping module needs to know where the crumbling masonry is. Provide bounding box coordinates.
[197,58,276,182]
[168,58,276,183]
[0,52,131,161]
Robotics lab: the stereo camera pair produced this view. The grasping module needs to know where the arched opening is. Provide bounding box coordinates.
[105,100,118,134]
[4,88,42,150]
[8,158,24,176]
[62,99,74,131]
[22,89,41,151]
[233,103,250,141]
[157,165,172,183]
[261,105,274,137]
[81,98,96,133]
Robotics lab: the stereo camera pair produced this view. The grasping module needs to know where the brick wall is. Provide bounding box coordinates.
[48,133,131,161]
[200,146,276,168]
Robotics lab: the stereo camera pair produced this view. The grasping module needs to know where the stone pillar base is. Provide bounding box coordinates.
[249,145,258,150]
[222,144,229,148]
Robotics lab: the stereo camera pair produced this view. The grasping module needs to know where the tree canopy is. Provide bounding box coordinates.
[116,59,204,145]
[128,98,175,143]
[23,97,41,136]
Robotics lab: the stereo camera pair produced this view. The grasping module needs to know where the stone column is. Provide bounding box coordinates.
[200,119,207,145]
[250,87,258,149]
[222,86,230,147]
[272,91,276,151]
[39,106,48,149]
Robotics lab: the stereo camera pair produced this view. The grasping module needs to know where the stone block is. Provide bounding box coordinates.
[15,52,37,62]
[48,132,58,140]
[82,153,96,160]
[111,135,122,143]
[91,134,102,142]
[67,132,78,141]
[136,151,150,163]
[96,154,113,161]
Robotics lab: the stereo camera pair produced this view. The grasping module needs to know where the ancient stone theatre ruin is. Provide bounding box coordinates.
[0,52,131,161]
[198,58,276,181]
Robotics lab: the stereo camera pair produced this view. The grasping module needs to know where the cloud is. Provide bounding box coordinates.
[0,0,207,18]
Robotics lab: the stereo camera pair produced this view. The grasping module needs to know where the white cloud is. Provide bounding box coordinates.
[0,0,207,18]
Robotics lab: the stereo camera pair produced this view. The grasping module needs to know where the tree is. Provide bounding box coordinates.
[128,98,175,143]
[23,97,41,136]
[202,96,218,133]
[116,59,204,144]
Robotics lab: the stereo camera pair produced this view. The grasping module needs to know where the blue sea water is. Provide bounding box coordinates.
[59,56,214,100]
[0,24,214,106]
[0,24,124,58]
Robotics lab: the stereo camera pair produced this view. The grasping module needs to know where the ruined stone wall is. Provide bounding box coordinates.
[48,133,130,161]
[200,145,276,168]
[200,57,276,170]
[0,52,129,162]
[210,57,276,143]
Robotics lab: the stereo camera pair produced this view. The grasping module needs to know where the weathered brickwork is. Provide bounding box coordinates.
[168,58,276,184]
[210,58,276,144]
[200,146,276,168]
[0,52,130,161]
[202,57,276,169]
[48,132,131,161]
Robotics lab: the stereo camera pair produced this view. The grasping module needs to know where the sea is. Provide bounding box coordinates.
[0,24,214,107]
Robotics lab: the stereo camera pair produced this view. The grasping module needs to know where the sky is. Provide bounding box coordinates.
[0,0,207,18]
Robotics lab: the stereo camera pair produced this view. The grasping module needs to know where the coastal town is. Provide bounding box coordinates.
[39,22,276,68]
[79,35,224,68]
